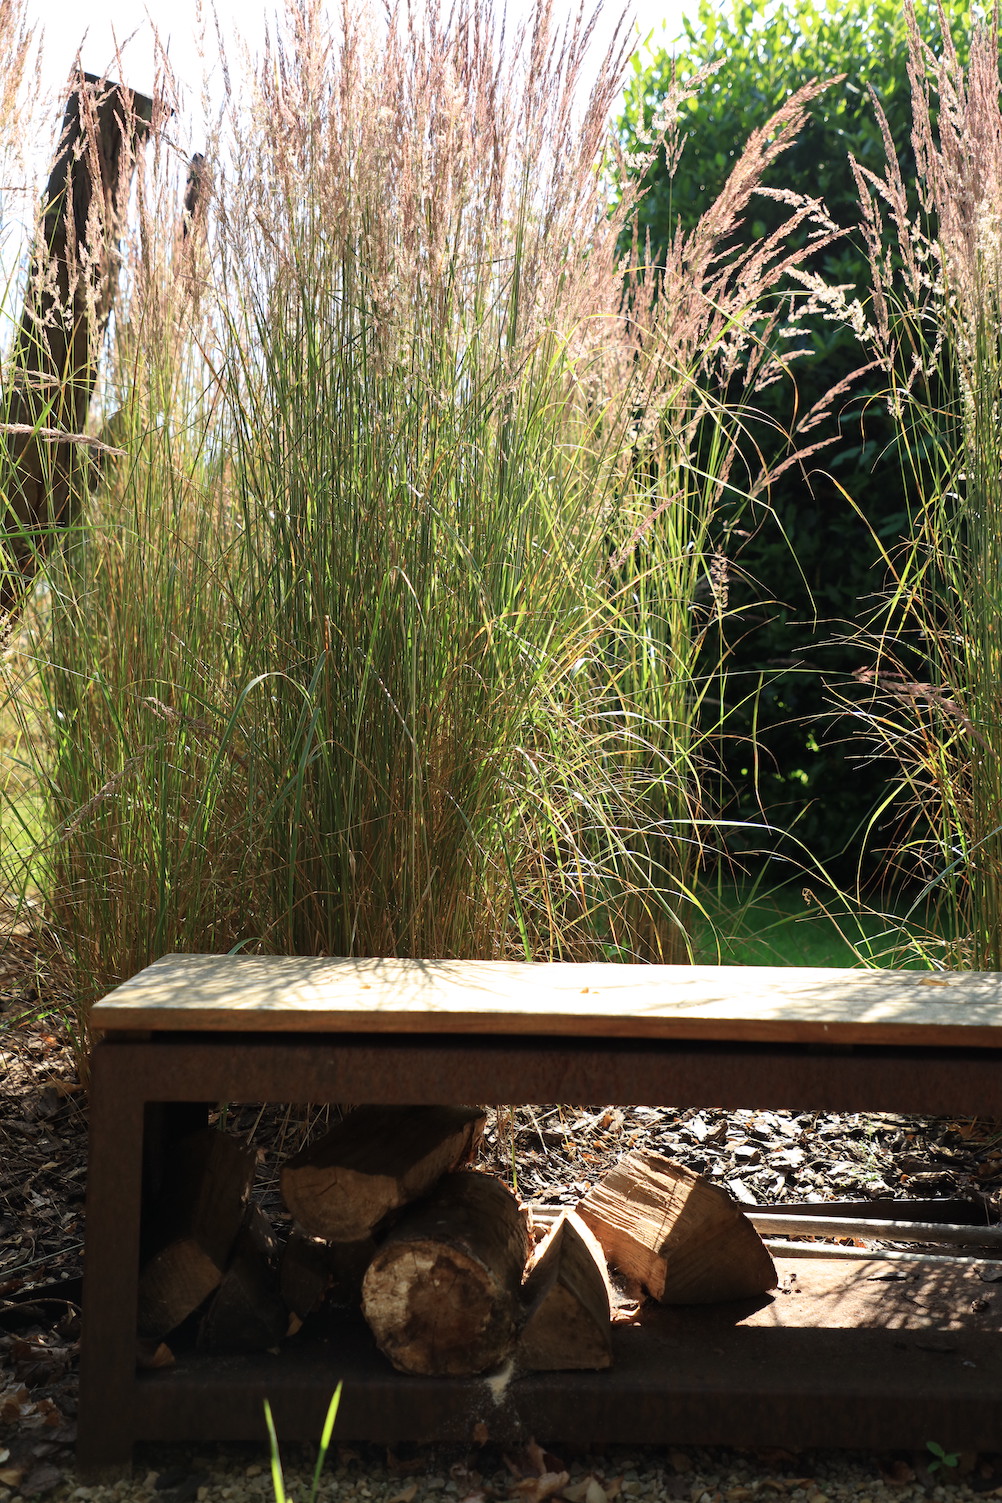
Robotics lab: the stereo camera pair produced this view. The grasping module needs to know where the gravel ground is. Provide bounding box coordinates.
[28,1437,1002,1503]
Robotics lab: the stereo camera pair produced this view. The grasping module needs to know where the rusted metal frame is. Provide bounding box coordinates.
[95,1032,1002,1118]
[128,1325,1002,1453]
[78,1029,1002,1472]
[76,1044,147,1476]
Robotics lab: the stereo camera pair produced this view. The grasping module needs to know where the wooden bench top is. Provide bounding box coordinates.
[89,953,1002,1048]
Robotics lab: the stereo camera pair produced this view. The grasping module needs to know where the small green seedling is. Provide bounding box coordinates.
[926,1440,960,1474]
[264,1382,343,1503]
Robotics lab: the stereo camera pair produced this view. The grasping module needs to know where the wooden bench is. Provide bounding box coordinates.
[78,954,1002,1474]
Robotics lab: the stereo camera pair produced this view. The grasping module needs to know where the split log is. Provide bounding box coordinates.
[361,1171,528,1375]
[279,1226,335,1321]
[517,1210,612,1371]
[1,73,153,614]
[137,1128,255,1338]
[281,1104,486,1241]
[576,1151,776,1305]
[198,1203,288,1354]
[279,1225,375,1319]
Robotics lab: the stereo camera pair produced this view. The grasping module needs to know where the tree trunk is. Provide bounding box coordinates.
[1,72,153,615]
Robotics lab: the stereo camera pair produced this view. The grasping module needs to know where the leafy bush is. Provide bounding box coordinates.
[617,0,979,880]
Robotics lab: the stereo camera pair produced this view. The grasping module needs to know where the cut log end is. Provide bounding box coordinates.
[577,1150,776,1305]
[518,1211,612,1371]
[362,1170,528,1375]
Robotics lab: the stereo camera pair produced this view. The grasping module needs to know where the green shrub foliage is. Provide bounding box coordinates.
[617,0,977,879]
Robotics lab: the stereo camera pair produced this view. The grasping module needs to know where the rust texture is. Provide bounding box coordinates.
[78,1027,1002,1476]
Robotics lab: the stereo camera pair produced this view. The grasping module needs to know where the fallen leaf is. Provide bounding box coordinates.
[386,1485,418,1503]
[657,1479,691,1500]
[515,1471,570,1503]
[0,1385,34,1424]
[21,1462,63,1497]
[526,1439,551,1475]
[386,1451,427,1476]
[39,1079,78,1098]
[562,1479,606,1503]
[0,1467,24,1487]
[136,1340,174,1370]
[878,1459,915,1486]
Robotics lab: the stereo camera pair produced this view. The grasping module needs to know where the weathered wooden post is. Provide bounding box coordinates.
[0,72,153,615]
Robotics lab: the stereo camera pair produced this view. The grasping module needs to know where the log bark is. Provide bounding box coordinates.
[281,1104,485,1241]
[198,1203,288,1353]
[1,73,153,614]
[576,1151,776,1305]
[517,1210,612,1371]
[137,1128,255,1338]
[361,1171,528,1375]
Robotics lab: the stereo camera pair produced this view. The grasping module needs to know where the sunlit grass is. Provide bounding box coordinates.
[691,878,942,969]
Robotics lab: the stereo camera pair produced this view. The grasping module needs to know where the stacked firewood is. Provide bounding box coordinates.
[137,1107,777,1374]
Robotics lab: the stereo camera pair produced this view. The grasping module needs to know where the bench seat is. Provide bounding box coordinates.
[91,952,1002,1047]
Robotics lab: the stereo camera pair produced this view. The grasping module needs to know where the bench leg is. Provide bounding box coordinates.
[77,1043,145,1478]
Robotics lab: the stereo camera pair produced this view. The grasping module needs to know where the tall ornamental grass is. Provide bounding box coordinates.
[849,0,1002,967]
[2,0,838,1012]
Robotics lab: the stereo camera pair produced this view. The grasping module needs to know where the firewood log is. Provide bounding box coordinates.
[137,1128,255,1338]
[361,1170,528,1375]
[518,1210,612,1370]
[279,1225,376,1318]
[281,1105,486,1241]
[198,1203,287,1353]
[576,1151,776,1304]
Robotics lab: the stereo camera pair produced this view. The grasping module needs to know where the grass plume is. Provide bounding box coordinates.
[0,0,842,1014]
[847,0,1002,966]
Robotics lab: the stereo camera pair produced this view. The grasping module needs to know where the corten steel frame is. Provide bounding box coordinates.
[78,1028,1002,1474]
